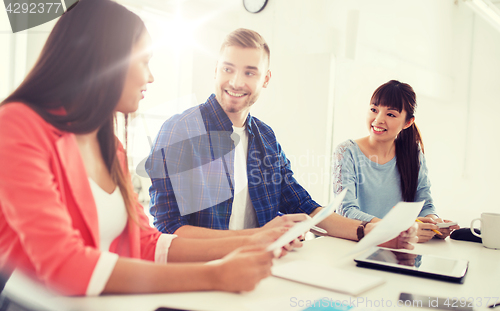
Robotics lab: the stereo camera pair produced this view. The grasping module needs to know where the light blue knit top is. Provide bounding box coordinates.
[332,139,436,222]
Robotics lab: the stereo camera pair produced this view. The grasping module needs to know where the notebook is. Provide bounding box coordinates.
[272,260,385,296]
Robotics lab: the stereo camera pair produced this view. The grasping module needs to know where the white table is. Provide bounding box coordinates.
[4,235,500,311]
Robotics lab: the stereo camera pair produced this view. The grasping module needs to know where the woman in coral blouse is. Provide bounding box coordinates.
[0,0,291,296]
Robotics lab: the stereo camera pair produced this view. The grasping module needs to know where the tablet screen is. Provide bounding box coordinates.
[366,249,457,274]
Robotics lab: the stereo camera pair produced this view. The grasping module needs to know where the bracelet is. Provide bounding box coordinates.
[357,221,369,241]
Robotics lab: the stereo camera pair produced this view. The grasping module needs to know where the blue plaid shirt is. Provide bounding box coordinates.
[147,94,321,234]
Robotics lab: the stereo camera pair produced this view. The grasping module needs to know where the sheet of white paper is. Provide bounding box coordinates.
[346,200,424,256]
[271,260,385,296]
[266,189,347,252]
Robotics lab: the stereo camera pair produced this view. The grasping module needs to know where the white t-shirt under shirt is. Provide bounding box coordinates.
[88,178,128,252]
[228,126,258,230]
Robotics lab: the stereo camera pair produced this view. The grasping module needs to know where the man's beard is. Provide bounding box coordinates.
[220,91,257,113]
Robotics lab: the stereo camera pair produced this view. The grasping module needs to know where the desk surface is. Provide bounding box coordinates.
[5,236,500,311]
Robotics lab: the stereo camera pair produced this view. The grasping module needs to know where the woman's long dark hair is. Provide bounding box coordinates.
[1,0,146,222]
[370,80,424,202]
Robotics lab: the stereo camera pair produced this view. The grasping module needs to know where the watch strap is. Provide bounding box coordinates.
[357,221,369,241]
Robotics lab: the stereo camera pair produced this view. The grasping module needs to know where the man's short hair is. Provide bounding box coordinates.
[220,28,270,67]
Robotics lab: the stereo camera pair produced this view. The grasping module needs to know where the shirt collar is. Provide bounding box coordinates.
[206,93,254,135]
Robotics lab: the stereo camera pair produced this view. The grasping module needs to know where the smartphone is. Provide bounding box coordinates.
[436,222,458,228]
[399,293,474,311]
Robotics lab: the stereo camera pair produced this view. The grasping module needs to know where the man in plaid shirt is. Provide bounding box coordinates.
[146,28,416,249]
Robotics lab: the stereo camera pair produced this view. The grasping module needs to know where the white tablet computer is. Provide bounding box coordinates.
[354,247,469,283]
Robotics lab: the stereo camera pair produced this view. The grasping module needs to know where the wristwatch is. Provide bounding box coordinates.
[357,221,369,241]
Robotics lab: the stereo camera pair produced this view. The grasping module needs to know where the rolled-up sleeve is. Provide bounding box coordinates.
[85,252,119,296]
[154,234,177,264]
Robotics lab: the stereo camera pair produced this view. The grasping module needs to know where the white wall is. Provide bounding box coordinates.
[460,11,500,221]
[2,0,500,224]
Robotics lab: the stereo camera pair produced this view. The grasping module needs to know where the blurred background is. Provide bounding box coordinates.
[1,0,500,225]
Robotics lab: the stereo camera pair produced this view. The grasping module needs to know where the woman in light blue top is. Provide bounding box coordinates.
[333,80,459,243]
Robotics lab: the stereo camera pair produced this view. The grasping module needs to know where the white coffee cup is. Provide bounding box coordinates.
[470,213,500,249]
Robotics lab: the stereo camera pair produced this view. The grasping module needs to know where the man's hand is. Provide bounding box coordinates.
[249,227,303,258]
[262,213,309,230]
